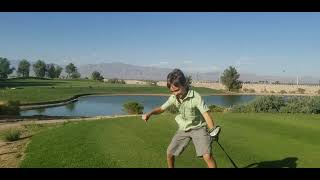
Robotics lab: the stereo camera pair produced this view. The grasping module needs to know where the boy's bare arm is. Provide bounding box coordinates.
[147,107,165,116]
[143,107,165,122]
[202,111,215,130]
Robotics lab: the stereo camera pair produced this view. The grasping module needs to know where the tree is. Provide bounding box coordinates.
[55,65,63,78]
[221,66,242,91]
[0,57,15,79]
[46,64,56,79]
[65,63,76,78]
[33,60,46,78]
[91,71,104,81]
[70,71,81,79]
[17,59,30,78]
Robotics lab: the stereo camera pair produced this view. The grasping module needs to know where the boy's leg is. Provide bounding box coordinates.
[167,153,175,168]
[191,127,217,168]
[167,130,191,168]
[203,153,217,168]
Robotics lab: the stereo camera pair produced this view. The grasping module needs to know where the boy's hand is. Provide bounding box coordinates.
[142,114,150,122]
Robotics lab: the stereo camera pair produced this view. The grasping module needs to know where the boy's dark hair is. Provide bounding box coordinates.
[167,69,188,89]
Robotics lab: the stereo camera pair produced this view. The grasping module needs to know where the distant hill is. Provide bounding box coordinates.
[77,62,219,81]
[7,60,320,84]
[78,62,172,81]
[77,62,320,84]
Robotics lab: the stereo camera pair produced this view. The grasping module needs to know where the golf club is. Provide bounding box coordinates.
[211,126,238,168]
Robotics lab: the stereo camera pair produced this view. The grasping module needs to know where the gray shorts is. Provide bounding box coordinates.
[167,126,212,157]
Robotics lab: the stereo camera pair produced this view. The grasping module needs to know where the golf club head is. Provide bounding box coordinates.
[210,126,221,142]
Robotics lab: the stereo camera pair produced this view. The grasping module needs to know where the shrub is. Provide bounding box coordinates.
[0,100,20,115]
[122,101,144,114]
[261,88,268,93]
[280,90,287,94]
[231,95,320,114]
[208,104,225,112]
[317,90,320,94]
[279,96,320,114]
[230,103,253,113]
[230,89,240,93]
[280,97,305,113]
[108,78,126,84]
[251,95,285,112]
[307,97,320,114]
[107,78,116,83]
[242,88,249,92]
[166,105,179,114]
[289,91,296,94]
[297,88,306,94]
[249,89,255,93]
[4,129,21,141]
[231,95,285,113]
[120,79,126,84]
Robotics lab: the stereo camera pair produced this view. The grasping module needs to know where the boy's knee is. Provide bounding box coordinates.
[167,153,174,159]
[202,153,212,161]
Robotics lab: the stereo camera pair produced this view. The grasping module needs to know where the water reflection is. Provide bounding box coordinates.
[65,103,76,112]
[35,108,46,115]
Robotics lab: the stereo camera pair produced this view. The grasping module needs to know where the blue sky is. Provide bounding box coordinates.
[1,12,320,77]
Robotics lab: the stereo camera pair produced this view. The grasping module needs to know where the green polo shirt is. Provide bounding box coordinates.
[161,89,210,131]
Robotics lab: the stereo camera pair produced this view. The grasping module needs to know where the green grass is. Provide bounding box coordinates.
[0,79,223,104]
[20,113,320,168]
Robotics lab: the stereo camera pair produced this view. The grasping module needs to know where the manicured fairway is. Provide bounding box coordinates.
[0,79,223,104]
[20,113,320,168]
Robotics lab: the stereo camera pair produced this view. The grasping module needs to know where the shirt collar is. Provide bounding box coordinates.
[181,89,194,101]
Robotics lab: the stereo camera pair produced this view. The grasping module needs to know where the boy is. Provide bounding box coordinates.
[142,69,221,168]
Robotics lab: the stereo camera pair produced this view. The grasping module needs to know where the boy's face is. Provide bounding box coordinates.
[170,84,187,99]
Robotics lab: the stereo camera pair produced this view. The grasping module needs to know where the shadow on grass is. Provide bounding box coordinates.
[244,157,298,168]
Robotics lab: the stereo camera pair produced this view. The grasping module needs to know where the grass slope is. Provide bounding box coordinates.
[20,113,320,168]
[0,79,223,104]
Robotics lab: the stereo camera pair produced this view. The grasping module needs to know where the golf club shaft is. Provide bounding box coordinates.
[216,141,238,168]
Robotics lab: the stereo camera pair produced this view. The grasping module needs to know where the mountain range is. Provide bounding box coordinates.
[8,60,320,84]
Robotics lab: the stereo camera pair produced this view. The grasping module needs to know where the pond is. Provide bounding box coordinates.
[20,95,257,117]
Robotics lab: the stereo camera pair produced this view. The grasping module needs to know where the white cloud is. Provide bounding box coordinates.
[159,61,169,65]
[183,60,193,64]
